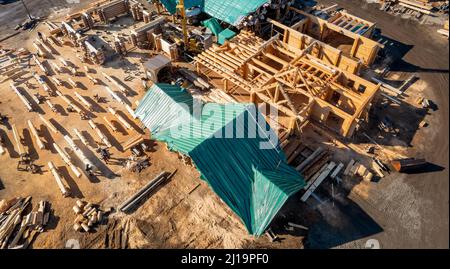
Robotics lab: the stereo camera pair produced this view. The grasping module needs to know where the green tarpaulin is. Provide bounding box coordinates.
[135,83,305,235]
[159,0,203,14]
[203,0,269,26]
[218,28,236,44]
[160,0,269,26]
[202,18,223,36]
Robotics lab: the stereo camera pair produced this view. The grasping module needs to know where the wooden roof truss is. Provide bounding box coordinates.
[194,31,379,137]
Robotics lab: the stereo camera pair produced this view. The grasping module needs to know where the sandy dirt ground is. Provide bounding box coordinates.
[0,0,302,249]
[0,0,448,249]
[312,0,449,249]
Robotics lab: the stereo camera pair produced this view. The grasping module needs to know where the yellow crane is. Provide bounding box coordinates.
[177,0,189,47]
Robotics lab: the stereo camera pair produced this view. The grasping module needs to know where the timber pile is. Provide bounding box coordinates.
[295,147,332,181]
[343,159,375,182]
[72,200,110,233]
[301,161,336,202]
[0,197,51,249]
[119,170,175,213]
[379,0,448,19]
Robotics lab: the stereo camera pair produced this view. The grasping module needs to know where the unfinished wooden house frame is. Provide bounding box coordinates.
[194,30,380,138]
[268,19,362,74]
[288,8,382,66]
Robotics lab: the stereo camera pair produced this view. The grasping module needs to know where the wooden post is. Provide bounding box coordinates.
[48,161,71,197]
[287,117,297,135]
[350,37,360,58]
[73,128,88,147]
[64,135,97,173]
[10,83,33,112]
[39,115,58,134]
[107,107,131,129]
[27,120,45,150]
[223,78,228,92]
[104,86,124,104]
[74,92,93,111]
[250,91,257,104]
[11,124,25,156]
[53,142,82,178]
[88,120,112,148]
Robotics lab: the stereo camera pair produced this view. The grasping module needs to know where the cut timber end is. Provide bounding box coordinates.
[391,158,427,173]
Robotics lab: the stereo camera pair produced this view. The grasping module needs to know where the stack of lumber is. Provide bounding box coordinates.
[296,147,332,181]
[0,52,27,83]
[119,170,175,213]
[343,159,374,182]
[72,200,110,232]
[0,197,51,249]
[398,0,434,14]
[301,161,337,202]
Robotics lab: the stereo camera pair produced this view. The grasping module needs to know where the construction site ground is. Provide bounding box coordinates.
[0,0,448,249]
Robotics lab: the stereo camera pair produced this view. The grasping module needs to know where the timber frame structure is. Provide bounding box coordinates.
[194,29,380,138]
[288,7,382,66]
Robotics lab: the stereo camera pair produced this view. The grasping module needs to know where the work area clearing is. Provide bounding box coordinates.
[134,83,306,236]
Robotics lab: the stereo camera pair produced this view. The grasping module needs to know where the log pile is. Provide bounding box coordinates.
[0,197,51,249]
[72,200,110,232]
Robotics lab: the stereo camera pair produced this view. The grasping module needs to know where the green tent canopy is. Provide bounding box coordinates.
[135,83,305,235]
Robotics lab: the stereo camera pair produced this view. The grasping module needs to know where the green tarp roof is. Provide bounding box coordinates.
[159,0,203,14]
[203,0,269,26]
[160,0,269,26]
[135,83,305,235]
